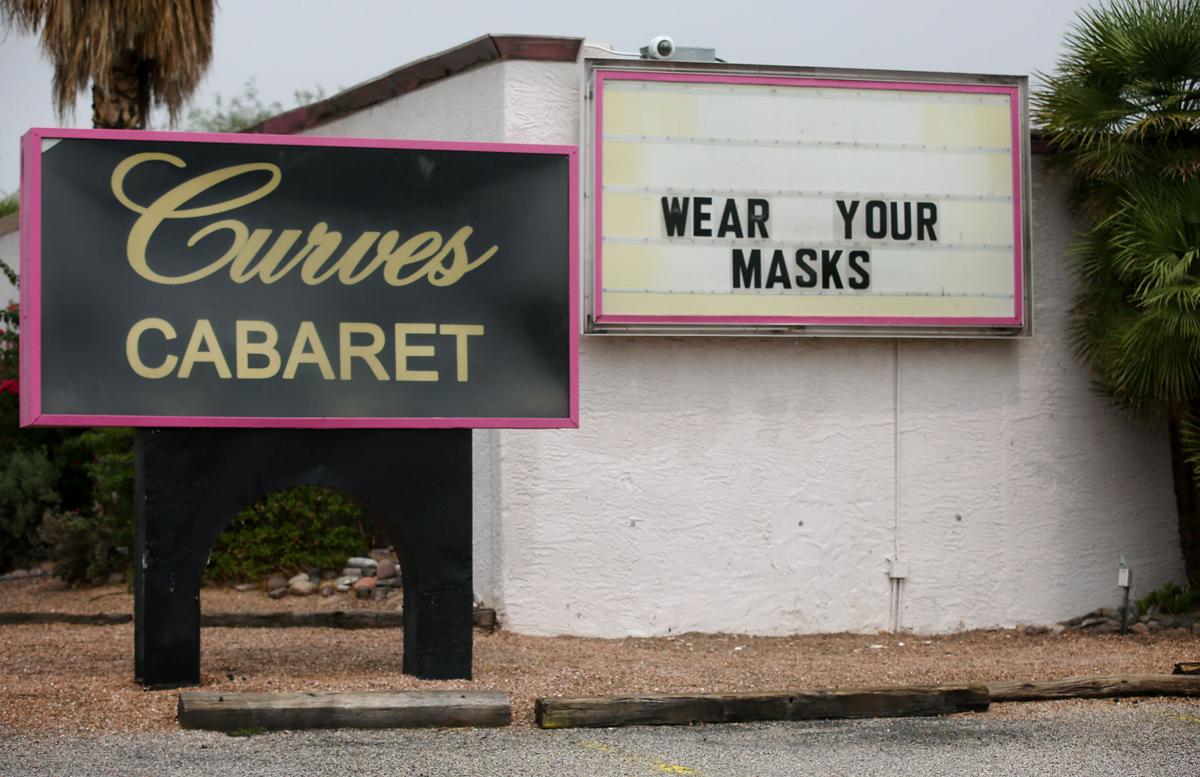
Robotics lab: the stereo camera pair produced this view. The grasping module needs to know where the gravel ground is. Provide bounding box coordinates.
[2,576,1199,736]
[2,699,1198,776]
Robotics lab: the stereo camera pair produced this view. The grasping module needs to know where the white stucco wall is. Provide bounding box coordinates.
[311,49,1184,635]
[313,63,507,143]
[0,224,21,306]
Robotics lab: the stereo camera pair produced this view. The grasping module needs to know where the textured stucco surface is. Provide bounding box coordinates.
[256,50,1188,634]
[0,228,20,305]
[312,62,506,143]
[497,55,1183,635]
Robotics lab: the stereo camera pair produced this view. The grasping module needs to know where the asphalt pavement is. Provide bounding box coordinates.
[3,699,1198,776]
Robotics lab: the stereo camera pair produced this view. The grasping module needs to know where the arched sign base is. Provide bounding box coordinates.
[132,428,473,689]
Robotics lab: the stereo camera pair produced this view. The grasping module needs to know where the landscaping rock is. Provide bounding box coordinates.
[371,587,390,601]
[376,577,401,588]
[1147,620,1161,631]
[346,557,377,570]
[353,576,377,600]
[266,574,288,592]
[107,572,125,585]
[267,587,288,599]
[288,579,317,597]
[367,548,393,563]
[233,583,257,592]
[9,569,29,579]
[335,582,351,593]
[376,560,397,580]
[287,573,309,586]
[334,575,358,589]
[320,570,338,580]
[340,567,363,579]
[319,582,335,597]
[1167,627,1191,638]
[1049,624,1066,636]
[1130,622,1149,635]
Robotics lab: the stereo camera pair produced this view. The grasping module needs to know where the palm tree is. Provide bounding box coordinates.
[1035,0,1200,584]
[1,0,215,129]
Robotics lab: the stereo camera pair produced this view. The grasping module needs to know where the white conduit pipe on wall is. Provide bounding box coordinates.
[890,338,904,633]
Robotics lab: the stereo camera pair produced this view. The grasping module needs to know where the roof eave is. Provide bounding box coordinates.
[245,33,583,136]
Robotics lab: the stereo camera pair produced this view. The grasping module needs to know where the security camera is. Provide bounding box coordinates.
[647,35,675,60]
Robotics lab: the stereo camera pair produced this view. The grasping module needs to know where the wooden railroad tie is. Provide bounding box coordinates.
[178,690,512,731]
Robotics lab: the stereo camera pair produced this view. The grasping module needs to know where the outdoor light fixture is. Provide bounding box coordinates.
[645,35,675,59]
[638,36,718,62]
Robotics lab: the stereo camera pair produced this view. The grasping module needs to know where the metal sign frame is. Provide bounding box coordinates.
[20,128,580,428]
[583,58,1032,338]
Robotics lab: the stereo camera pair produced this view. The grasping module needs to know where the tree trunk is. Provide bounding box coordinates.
[1166,403,1200,585]
[91,50,149,129]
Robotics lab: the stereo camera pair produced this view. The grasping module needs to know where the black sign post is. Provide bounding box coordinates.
[134,428,473,686]
[21,129,577,687]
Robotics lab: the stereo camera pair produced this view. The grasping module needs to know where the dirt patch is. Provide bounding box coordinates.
[1,578,1197,735]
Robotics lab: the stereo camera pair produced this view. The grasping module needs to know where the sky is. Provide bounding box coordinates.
[0,0,1100,195]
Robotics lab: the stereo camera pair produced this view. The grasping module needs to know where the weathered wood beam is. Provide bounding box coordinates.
[179,690,511,731]
[0,608,497,631]
[0,612,130,626]
[988,674,1200,702]
[535,685,989,729]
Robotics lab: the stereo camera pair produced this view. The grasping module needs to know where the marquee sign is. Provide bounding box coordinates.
[587,64,1029,335]
[19,129,578,427]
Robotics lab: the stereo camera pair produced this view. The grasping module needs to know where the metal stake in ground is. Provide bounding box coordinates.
[1118,558,1131,635]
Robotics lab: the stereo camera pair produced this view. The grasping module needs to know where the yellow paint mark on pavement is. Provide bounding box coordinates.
[579,739,700,775]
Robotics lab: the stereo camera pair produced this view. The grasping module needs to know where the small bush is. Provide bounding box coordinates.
[206,486,377,582]
[38,429,135,584]
[39,510,99,583]
[1137,582,1200,615]
[0,447,59,569]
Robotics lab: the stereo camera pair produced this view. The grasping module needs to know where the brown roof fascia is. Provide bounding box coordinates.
[247,34,583,136]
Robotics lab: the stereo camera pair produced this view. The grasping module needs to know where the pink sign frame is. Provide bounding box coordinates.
[591,69,1027,331]
[19,128,580,429]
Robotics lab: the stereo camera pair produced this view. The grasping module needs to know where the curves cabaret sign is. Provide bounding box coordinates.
[19,130,578,427]
[587,65,1030,335]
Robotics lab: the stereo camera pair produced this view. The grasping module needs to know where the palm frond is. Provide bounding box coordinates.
[1,0,215,122]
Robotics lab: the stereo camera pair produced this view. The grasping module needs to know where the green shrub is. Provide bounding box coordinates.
[1137,582,1200,615]
[39,510,100,583]
[0,447,59,569]
[70,427,135,549]
[0,260,94,573]
[39,428,135,584]
[206,486,377,582]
